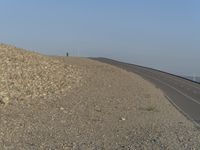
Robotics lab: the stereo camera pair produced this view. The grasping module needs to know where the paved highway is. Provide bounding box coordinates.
[91,58,200,126]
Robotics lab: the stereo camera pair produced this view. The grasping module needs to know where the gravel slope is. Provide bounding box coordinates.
[0,45,200,149]
[0,44,82,105]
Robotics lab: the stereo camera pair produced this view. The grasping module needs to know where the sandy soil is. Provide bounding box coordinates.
[0,48,200,149]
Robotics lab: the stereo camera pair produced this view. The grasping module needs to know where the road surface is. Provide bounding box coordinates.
[91,58,200,126]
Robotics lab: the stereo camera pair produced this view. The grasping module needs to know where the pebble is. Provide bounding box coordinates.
[120,117,126,121]
[60,107,64,110]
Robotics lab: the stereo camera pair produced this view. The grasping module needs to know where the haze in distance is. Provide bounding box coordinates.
[0,0,199,79]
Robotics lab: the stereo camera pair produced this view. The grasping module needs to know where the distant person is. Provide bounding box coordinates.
[66,52,69,57]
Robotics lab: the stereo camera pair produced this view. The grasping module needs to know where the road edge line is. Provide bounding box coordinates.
[165,95,200,129]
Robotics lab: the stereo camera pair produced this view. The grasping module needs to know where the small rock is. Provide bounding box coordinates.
[152,138,158,143]
[60,107,64,110]
[0,99,5,105]
[94,106,101,112]
[178,136,184,142]
[0,97,9,105]
[120,117,126,121]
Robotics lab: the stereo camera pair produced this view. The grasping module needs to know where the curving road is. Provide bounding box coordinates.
[91,58,200,126]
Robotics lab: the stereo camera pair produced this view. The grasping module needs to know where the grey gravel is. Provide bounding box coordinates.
[0,45,200,150]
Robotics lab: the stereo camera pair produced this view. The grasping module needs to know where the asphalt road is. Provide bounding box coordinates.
[91,58,200,126]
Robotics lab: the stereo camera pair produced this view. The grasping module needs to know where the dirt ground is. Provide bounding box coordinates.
[0,48,200,149]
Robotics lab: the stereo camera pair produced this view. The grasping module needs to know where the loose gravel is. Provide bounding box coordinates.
[0,45,200,149]
[0,44,82,106]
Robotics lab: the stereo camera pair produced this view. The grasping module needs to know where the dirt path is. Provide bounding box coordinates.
[0,56,200,149]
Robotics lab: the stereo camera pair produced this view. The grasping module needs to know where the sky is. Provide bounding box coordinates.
[0,0,200,76]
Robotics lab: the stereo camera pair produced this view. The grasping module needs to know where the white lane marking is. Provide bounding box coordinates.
[136,71,200,105]
[167,76,200,90]
[171,77,200,91]
[141,67,200,91]
[165,95,200,128]
[113,64,200,105]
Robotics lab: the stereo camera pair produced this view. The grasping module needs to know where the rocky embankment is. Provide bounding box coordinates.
[0,44,200,149]
[0,44,82,106]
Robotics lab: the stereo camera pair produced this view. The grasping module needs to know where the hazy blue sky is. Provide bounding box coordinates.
[0,0,199,76]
